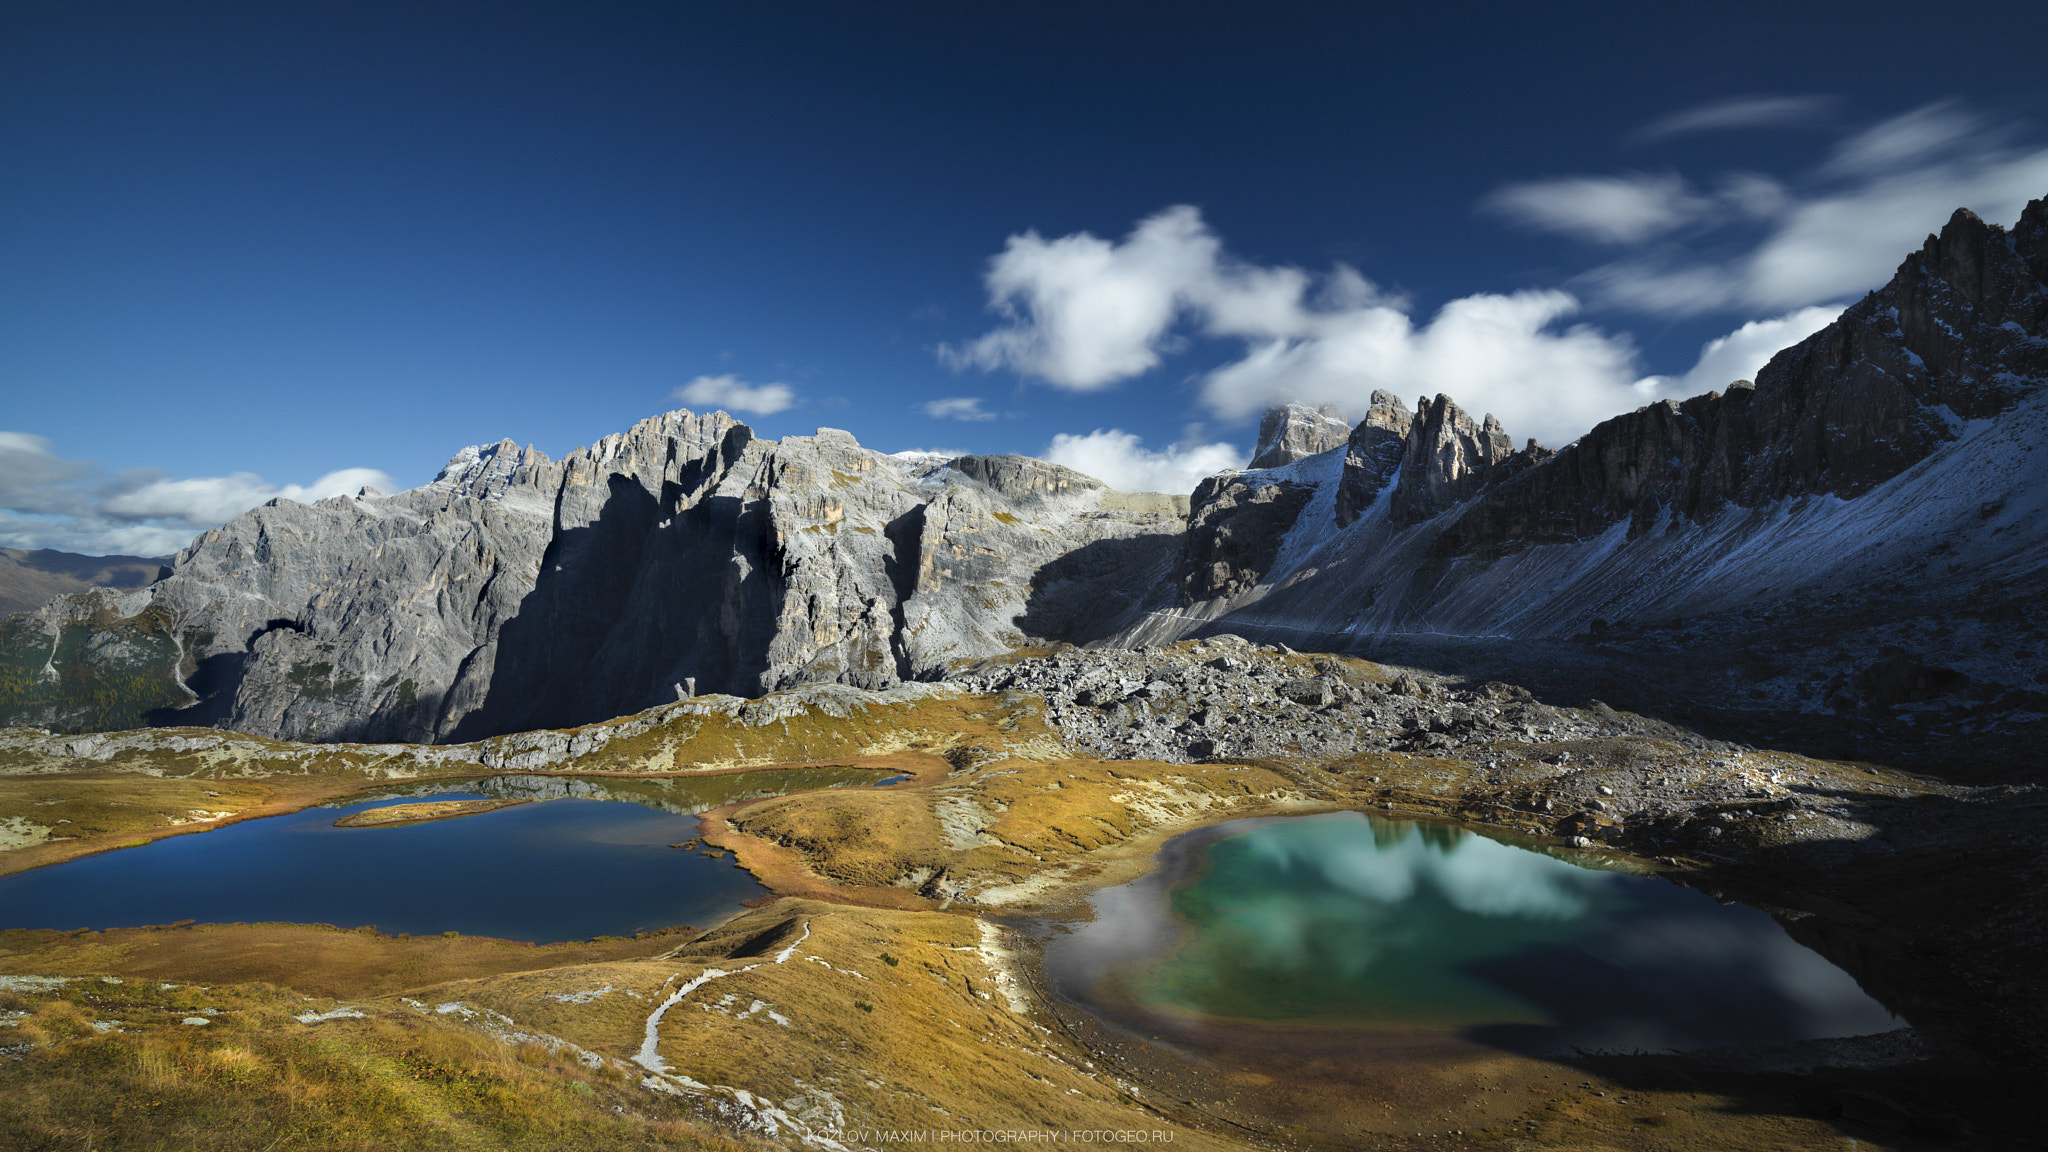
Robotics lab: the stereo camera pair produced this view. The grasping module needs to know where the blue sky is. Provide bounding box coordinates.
[4,1,2046,555]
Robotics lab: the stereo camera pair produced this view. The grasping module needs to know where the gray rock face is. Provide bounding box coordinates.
[1248,404,1351,469]
[1333,390,1413,526]
[1387,394,1515,527]
[950,638,1708,764]
[1178,473,1315,604]
[0,414,1186,743]
[1178,389,1533,606]
[1434,203,2048,559]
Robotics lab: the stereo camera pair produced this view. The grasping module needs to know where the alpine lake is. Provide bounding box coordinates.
[1032,810,1901,1137]
[0,767,895,942]
[1,764,1930,1147]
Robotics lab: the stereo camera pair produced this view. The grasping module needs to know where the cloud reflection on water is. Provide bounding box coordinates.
[1042,811,1899,1053]
[1238,812,1614,920]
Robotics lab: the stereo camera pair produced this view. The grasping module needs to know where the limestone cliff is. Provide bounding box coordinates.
[1433,202,2048,560]
[1387,395,1515,527]
[1332,391,1415,526]
[0,416,1184,743]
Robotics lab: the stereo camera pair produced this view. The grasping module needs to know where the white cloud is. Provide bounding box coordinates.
[1819,100,1982,178]
[951,170,1924,447]
[1481,173,1715,245]
[939,206,1218,389]
[105,467,397,524]
[1039,429,1244,496]
[1740,156,2048,308]
[0,432,396,558]
[674,373,797,415]
[1643,306,1845,397]
[921,396,996,421]
[1521,102,2048,316]
[1199,288,1650,449]
[0,432,94,518]
[947,206,1677,446]
[0,512,198,559]
[1482,172,1794,247]
[1632,94,1836,142]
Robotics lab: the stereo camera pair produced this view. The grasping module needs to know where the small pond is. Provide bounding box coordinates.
[0,768,889,942]
[1043,810,1898,1057]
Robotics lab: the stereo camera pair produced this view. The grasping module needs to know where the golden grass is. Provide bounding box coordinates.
[0,922,697,1001]
[331,798,527,828]
[0,776,274,839]
[0,685,1996,1151]
[721,755,1307,903]
[0,774,382,879]
[0,980,765,1151]
[418,898,1248,1152]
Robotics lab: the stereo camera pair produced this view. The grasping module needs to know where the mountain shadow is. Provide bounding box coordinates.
[1016,532,1183,646]
[444,474,778,741]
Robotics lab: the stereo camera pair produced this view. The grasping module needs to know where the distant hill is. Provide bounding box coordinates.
[0,548,168,616]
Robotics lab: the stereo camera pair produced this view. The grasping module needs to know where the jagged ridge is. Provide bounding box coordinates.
[0,417,1185,743]
[1146,197,2048,642]
[3,197,2043,750]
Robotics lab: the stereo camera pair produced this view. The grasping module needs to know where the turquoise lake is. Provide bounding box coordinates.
[1043,810,1899,1055]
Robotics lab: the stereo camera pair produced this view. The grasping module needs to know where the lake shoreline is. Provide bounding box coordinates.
[0,756,920,880]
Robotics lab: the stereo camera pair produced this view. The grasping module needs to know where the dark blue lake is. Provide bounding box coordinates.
[0,789,769,943]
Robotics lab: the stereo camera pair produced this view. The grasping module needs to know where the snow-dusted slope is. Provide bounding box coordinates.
[1120,196,2048,648]
[1121,388,2047,645]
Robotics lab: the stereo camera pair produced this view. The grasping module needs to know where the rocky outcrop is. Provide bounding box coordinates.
[0,416,1186,743]
[1248,403,1351,469]
[1330,391,1546,530]
[1429,386,1753,555]
[1433,203,2048,561]
[1178,474,1315,603]
[1387,395,1516,527]
[951,635,1712,764]
[1333,391,1413,526]
[1181,392,1532,606]
[8,197,2045,747]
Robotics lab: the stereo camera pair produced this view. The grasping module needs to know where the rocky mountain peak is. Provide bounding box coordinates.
[0,406,1194,744]
[2015,195,2048,287]
[432,438,557,505]
[1334,390,1414,526]
[1248,403,1352,469]
[1387,393,1515,527]
[9,196,2046,755]
[1724,194,2048,506]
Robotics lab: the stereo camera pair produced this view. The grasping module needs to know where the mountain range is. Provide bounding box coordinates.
[3,197,2044,776]
[0,549,166,617]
